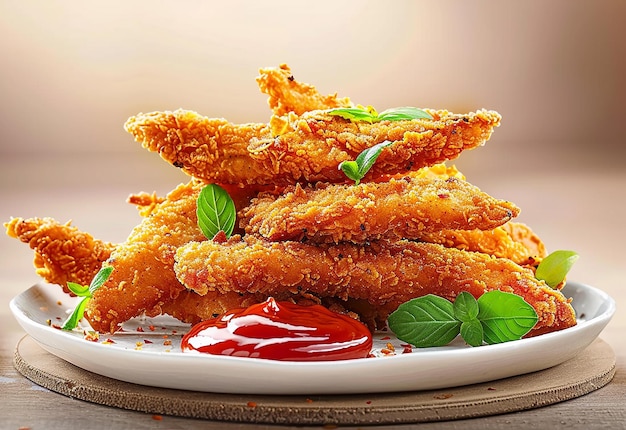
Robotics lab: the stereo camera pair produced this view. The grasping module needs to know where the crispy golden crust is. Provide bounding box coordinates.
[160,290,265,325]
[241,177,520,244]
[419,222,546,265]
[500,221,547,261]
[85,180,207,333]
[127,191,166,217]
[174,236,576,335]
[256,63,353,116]
[124,108,501,186]
[4,217,114,292]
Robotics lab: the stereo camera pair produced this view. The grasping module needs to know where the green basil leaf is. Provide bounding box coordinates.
[61,297,90,331]
[460,319,484,347]
[453,291,479,322]
[88,266,114,295]
[477,291,538,344]
[197,184,236,239]
[535,250,579,288]
[340,140,393,185]
[67,281,90,297]
[387,294,461,348]
[378,107,433,121]
[327,107,376,123]
[338,160,361,183]
[354,140,393,181]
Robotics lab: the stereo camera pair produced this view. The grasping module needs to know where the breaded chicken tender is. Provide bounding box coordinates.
[419,222,546,266]
[174,236,576,336]
[85,180,207,333]
[241,176,519,244]
[124,108,501,186]
[85,179,269,333]
[256,63,353,116]
[4,217,114,292]
[500,221,547,261]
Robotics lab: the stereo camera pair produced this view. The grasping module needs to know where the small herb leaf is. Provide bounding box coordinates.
[338,160,361,183]
[67,281,90,297]
[62,266,114,331]
[535,250,579,288]
[61,297,90,331]
[327,107,376,123]
[387,294,461,348]
[327,105,432,123]
[197,184,236,239]
[88,266,113,294]
[339,140,393,185]
[460,319,484,347]
[477,291,538,344]
[378,106,433,121]
[453,291,479,322]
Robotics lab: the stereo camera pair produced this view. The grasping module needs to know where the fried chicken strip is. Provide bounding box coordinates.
[85,178,270,333]
[241,176,519,244]
[174,236,576,336]
[124,108,501,186]
[419,222,546,266]
[256,63,353,116]
[500,221,547,261]
[4,217,114,292]
[85,180,208,333]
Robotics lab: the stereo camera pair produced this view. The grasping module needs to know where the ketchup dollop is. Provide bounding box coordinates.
[181,297,373,361]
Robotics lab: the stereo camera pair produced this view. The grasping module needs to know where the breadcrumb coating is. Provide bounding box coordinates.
[242,176,519,243]
[124,108,501,186]
[420,222,546,266]
[256,63,353,116]
[174,235,576,336]
[85,180,207,333]
[4,217,113,292]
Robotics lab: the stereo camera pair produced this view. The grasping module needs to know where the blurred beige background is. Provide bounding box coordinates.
[1,0,625,280]
[1,1,624,163]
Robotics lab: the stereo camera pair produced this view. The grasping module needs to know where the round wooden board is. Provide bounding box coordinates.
[14,336,615,426]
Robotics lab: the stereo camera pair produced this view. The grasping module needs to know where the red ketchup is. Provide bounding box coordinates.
[181,297,373,361]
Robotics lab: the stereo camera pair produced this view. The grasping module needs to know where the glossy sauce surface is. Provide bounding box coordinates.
[181,297,373,361]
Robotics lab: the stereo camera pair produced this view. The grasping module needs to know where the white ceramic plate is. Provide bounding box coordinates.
[10,281,614,395]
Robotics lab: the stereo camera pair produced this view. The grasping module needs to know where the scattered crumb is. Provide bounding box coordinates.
[83,331,99,342]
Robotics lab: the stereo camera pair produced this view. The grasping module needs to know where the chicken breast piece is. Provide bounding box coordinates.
[124,108,501,186]
[4,217,114,292]
[241,176,519,244]
[174,235,576,336]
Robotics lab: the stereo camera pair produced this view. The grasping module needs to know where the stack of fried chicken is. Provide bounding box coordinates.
[5,64,576,337]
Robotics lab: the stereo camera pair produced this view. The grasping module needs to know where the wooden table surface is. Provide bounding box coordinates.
[1,152,624,430]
